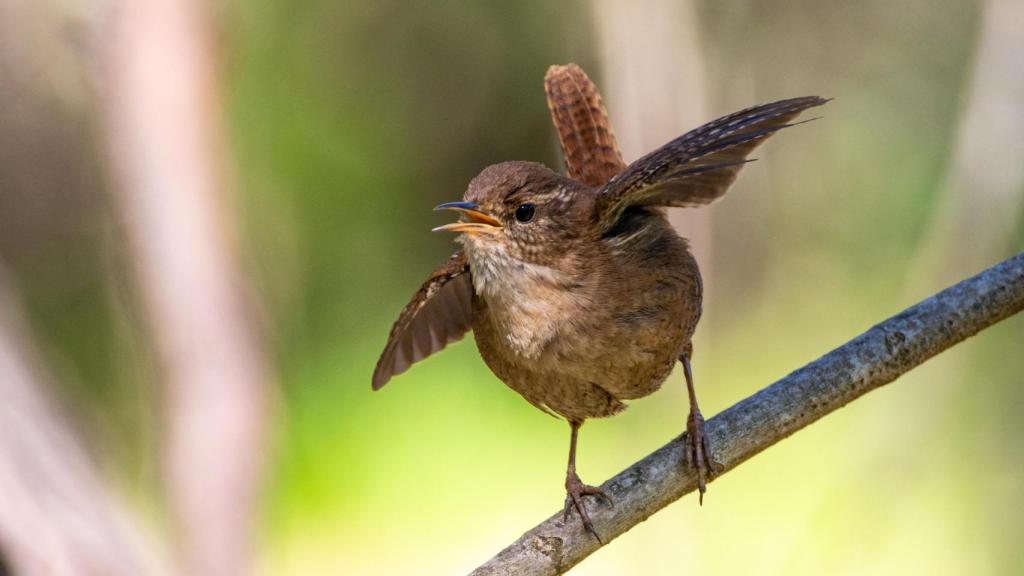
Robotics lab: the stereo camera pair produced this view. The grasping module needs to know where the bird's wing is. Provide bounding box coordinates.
[545,63,626,187]
[595,96,828,229]
[372,251,473,390]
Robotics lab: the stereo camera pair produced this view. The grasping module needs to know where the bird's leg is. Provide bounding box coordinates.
[562,420,611,543]
[681,351,719,504]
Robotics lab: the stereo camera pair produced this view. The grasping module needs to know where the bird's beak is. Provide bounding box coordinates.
[432,201,501,235]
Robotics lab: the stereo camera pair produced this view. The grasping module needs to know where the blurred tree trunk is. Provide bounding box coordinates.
[100,0,274,574]
[913,0,1024,285]
[0,271,161,576]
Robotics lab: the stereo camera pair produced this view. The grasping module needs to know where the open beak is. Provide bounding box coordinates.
[432,201,501,235]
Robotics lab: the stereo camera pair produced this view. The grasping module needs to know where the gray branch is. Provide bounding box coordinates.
[471,251,1024,576]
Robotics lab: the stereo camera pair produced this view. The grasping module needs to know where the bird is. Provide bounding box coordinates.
[373,62,826,541]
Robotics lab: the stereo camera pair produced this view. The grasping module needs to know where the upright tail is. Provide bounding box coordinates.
[544,63,626,187]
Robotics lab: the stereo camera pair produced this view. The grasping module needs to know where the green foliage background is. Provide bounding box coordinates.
[2,1,1022,574]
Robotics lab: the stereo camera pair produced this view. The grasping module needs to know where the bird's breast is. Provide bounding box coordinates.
[475,268,592,360]
[466,243,593,360]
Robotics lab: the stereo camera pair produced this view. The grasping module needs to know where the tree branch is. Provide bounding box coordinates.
[471,251,1024,576]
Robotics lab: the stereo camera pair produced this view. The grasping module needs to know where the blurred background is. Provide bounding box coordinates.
[1,0,1022,574]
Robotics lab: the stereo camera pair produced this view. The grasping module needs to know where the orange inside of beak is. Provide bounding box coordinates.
[432,202,501,233]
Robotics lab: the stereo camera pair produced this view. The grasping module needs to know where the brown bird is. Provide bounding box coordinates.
[373,63,826,541]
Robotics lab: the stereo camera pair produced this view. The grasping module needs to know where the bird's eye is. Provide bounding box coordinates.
[515,203,535,223]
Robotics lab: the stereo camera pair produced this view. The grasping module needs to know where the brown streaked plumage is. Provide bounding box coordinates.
[596,96,826,228]
[544,63,626,186]
[372,251,472,391]
[373,63,827,541]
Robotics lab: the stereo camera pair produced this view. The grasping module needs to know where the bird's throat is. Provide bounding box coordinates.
[464,240,585,358]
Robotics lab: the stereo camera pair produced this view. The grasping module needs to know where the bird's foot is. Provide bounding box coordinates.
[685,409,721,504]
[563,471,612,544]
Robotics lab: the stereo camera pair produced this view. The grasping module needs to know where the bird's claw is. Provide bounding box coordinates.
[685,409,720,504]
[563,472,612,543]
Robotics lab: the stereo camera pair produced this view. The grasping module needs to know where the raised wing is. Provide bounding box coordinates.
[596,96,828,228]
[372,251,473,390]
[545,63,626,187]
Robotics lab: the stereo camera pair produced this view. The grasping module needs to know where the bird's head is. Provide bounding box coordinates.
[433,161,592,273]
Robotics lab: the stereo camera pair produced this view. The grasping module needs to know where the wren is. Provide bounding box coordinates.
[374,63,826,541]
